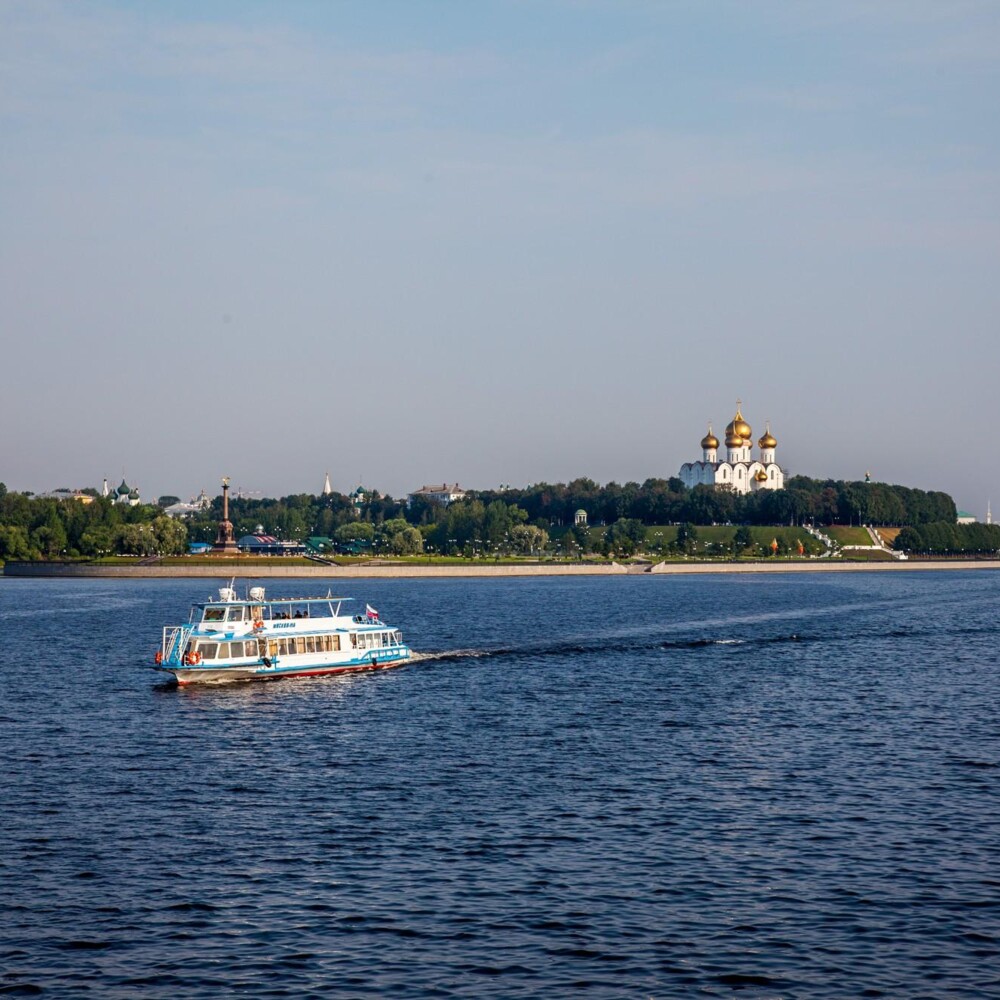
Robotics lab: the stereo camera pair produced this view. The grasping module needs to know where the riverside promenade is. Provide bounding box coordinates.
[5,560,1000,579]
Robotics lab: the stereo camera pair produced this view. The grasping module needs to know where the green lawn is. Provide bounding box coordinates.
[820,525,874,546]
[552,523,824,557]
[839,548,897,561]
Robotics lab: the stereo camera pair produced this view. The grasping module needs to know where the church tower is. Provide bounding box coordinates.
[758,423,777,465]
[701,424,718,463]
[725,402,752,464]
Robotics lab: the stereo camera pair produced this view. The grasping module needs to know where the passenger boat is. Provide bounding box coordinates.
[154,584,412,685]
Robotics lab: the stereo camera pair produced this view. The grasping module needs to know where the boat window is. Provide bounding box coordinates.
[227,607,246,622]
[305,636,316,653]
[203,607,226,622]
[199,642,218,660]
[394,631,402,644]
[295,637,306,655]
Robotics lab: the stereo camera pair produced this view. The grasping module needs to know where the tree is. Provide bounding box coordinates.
[335,522,375,543]
[676,522,699,554]
[733,526,754,555]
[0,524,32,560]
[152,516,187,555]
[116,523,155,556]
[510,523,548,555]
[893,526,923,553]
[561,531,579,556]
[31,508,68,558]
[377,518,424,555]
[604,519,646,557]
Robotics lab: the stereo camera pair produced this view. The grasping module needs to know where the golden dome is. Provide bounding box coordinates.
[725,401,751,442]
[758,423,777,449]
[701,425,719,450]
[755,469,768,482]
[725,430,743,448]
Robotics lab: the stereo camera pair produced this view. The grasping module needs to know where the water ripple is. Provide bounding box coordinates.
[2,572,999,997]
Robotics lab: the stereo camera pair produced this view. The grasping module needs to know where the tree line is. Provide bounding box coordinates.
[0,473,963,561]
[468,476,955,528]
[0,487,186,560]
[893,522,1000,556]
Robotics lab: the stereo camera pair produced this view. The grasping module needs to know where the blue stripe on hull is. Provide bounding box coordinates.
[156,651,412,685]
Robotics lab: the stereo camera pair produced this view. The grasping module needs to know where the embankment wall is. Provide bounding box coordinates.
[5,560,1000,579]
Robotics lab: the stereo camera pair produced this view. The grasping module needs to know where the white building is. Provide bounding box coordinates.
[163,489,212,518]
[407,483,467,508]
[679,402,785,495]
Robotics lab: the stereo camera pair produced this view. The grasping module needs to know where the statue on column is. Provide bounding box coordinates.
[213,477,239,554]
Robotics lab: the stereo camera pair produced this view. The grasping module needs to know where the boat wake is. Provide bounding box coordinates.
[408,649,493,664]
[412,632,810,666]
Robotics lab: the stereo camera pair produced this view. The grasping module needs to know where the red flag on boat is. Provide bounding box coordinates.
[366,604,379,620]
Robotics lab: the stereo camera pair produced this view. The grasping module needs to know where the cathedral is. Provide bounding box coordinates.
[102,477,142,506]
[679,402,784,495]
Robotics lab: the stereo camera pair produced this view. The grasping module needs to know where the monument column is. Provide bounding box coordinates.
[213,477,239,554]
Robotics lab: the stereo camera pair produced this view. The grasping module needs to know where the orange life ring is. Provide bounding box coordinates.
[189,651,202,665]
[154,650,163,665]
[253,619,264,630]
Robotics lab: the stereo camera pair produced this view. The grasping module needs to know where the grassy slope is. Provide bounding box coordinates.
[820,525,873,546]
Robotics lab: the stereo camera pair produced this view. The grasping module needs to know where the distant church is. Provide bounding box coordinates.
[679,401,785,495]
[103,477,141,506]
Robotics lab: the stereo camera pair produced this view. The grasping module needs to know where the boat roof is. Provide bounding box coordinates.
[196,596,355,607]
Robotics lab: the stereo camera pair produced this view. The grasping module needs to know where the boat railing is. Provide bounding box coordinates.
[162,626,185,662]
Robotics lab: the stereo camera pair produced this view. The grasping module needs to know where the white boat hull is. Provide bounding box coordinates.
[158,652,411,685]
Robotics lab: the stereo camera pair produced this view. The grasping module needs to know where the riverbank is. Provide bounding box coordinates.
[5,559,1000,578]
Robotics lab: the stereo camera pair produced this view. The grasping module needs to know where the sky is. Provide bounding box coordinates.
[2,0,999,516]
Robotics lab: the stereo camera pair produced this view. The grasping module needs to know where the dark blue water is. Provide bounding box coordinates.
[2,572,999,998]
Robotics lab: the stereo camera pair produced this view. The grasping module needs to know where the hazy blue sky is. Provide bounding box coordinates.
[2,1,998,515]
